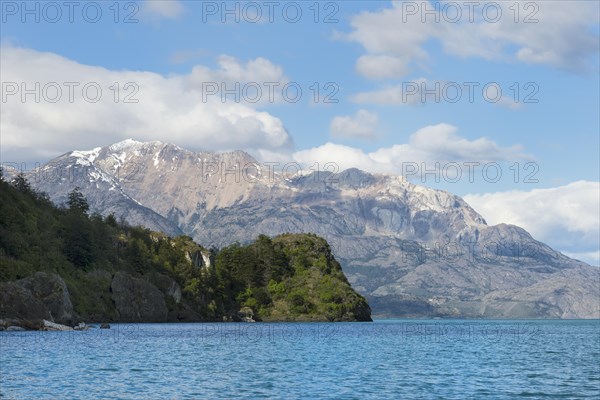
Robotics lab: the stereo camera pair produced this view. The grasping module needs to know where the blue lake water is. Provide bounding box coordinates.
[1,320,599,399]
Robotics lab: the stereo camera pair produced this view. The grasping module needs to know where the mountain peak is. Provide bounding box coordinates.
[334,168,377,189]
[108,138,145,152]
[69,146,102,165]
[221,149,260,165]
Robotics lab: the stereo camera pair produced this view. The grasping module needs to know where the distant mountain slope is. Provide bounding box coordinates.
[27,146,182,237]
[27,139,600,318]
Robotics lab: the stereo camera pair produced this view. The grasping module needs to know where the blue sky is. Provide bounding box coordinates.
[1,0,599,263]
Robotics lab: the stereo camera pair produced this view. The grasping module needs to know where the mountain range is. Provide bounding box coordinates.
[24,139,600,318]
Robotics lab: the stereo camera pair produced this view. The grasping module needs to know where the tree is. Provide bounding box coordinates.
[125,238,150,273]
[11,173,32,194]
[62,212,95,268]
[67,187,89,214]
[105,213,118,228]
[61,188,94,268]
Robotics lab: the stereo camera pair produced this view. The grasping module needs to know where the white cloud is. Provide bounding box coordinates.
[294,123,529,173]
[0,46,292,163]
[356,55,410,79]
[464,181,600,266]
[141,0,184,19]
[330,109,379,139]
[294,143,381,173]
[564,251,600,266]
[345,1,600,78]
[187,54,286,85]
[402,124,527,161]
[352,79,521,109]
[344,2,432,79]
[184,54,289,104]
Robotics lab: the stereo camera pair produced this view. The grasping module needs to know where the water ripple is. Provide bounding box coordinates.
[1,320,599,399]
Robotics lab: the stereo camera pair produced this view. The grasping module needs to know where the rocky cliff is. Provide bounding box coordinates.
[0,272,74,326]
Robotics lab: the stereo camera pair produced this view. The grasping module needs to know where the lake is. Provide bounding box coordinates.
[1,320,599,399]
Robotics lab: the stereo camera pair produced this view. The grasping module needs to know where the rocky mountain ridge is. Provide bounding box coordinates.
[26,139,600,318]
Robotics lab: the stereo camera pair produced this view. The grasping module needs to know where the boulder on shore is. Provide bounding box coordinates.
[0,273,79,330]
[43,319,73,331]
[19,272,75,325]
[6,326,26,331]
[237,307,256,323]
[0,281,52,322]
[73,322,90,331]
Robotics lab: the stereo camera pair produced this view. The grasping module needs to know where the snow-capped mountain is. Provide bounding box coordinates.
[27,139,600,318]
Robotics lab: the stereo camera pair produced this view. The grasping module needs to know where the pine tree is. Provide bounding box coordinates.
[61,188,94,268]
[11,173,32,194]
[62,212,95,268]
[67,187,89,214]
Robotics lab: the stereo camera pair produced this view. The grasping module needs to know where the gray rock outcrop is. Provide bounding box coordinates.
[43,319,73,331]
[151,273,182,304]
[19,272,75,325]
[0,272,74,324]
[110,272,168,322]
[0,281,52,321]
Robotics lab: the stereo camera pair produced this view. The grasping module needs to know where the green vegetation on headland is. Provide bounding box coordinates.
[0,172,371,328]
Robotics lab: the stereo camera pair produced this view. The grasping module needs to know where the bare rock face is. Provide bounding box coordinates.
[19,272,75,325]
[0,272,74,324]
[151,273,182,304]
[0,281,52,322]
[29,140,600,319]
[110,272,168,322]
